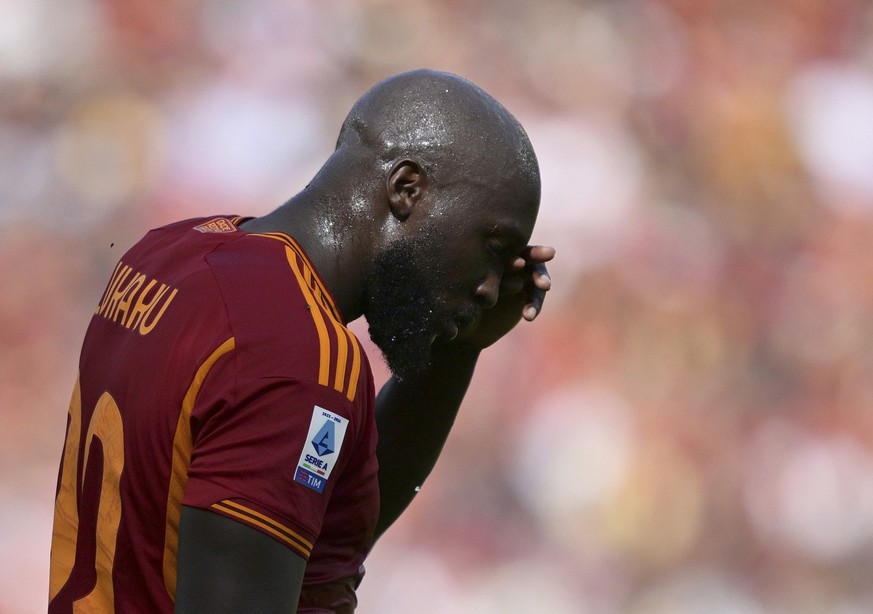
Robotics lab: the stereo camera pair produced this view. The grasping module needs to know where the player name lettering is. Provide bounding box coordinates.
[95,260,178,335]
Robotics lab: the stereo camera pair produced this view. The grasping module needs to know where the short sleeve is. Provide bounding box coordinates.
[182,359,365,561]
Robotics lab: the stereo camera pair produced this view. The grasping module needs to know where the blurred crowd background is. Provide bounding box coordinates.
[3,0,873,612]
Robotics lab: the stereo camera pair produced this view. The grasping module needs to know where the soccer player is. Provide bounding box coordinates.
[49,68,554,613]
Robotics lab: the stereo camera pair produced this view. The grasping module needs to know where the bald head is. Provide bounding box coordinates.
[336,69,539,191]
[246,69,544,332]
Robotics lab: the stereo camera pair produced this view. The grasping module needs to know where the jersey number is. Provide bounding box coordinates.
[50,379,125,611]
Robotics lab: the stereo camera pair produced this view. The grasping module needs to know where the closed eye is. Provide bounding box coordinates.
[486,239,515,268]
[485,222,527,255]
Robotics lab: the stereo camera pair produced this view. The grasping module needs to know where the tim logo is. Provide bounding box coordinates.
[295,468,325,493]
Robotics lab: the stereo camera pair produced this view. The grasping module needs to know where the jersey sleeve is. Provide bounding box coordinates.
[181,353,366,561]
[179,234,375,561]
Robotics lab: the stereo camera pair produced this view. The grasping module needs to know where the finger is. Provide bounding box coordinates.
[523,287,545,321]
[532,264,551,291]
[507,254,527,272]
[503,260,550,295]
[505,246,554,319]
[523,262,552,320]
[510,245,555,273]
[519,244,556,264]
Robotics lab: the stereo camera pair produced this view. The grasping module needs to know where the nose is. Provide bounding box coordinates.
[474,269,501,309]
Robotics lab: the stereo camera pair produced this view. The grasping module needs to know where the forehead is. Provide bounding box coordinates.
[429,154,540,243]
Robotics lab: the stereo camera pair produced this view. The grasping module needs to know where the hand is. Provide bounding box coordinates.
[445,244,555,352]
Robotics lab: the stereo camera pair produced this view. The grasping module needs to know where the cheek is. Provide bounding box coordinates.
[440,259,491,300]
[415,232,490,300]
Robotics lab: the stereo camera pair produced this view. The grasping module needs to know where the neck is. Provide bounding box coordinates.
[241,183,374,324]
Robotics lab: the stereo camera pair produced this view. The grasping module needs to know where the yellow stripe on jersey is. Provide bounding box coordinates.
[285,247,363,399]
[255,232,341,320]
[210,500,313,559]
[329,317,349,393]
[254,232,362,400]
[345,329,362,401]
[163,337,236,599]
[284,238,338,318]
[285,247,332,387]
[330,321,362,401]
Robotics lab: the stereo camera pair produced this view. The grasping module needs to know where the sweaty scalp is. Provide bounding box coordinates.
[336,69,538,186]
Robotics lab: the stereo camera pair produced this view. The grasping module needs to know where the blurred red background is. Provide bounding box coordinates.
[3,1,873,612]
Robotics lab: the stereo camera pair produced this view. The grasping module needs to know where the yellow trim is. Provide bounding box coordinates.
[329,318,349,395]
[345,331,362,401]
[254,232,341,321]
[163,337,236,599]
[285,247,331,387]
[211,500,313,558]
[254,232,362,399]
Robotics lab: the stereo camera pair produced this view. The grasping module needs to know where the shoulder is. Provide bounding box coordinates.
[206,232,372,403]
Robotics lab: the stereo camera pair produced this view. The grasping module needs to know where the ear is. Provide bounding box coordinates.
[386,159,427,221]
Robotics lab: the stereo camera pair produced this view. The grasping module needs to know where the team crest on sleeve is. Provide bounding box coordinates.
[193,217,238,233]
[294,406,349,493]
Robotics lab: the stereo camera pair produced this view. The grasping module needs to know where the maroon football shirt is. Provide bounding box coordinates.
[49,216,379,613]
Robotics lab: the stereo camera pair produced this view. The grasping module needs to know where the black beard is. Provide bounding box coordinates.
[362,238,447,381]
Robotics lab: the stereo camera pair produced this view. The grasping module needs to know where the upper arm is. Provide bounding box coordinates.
[174,506,306,614]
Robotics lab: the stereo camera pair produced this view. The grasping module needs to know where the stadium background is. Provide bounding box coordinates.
[3,0,873,612]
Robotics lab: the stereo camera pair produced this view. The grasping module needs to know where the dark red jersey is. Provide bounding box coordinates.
[49,216,379,613]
